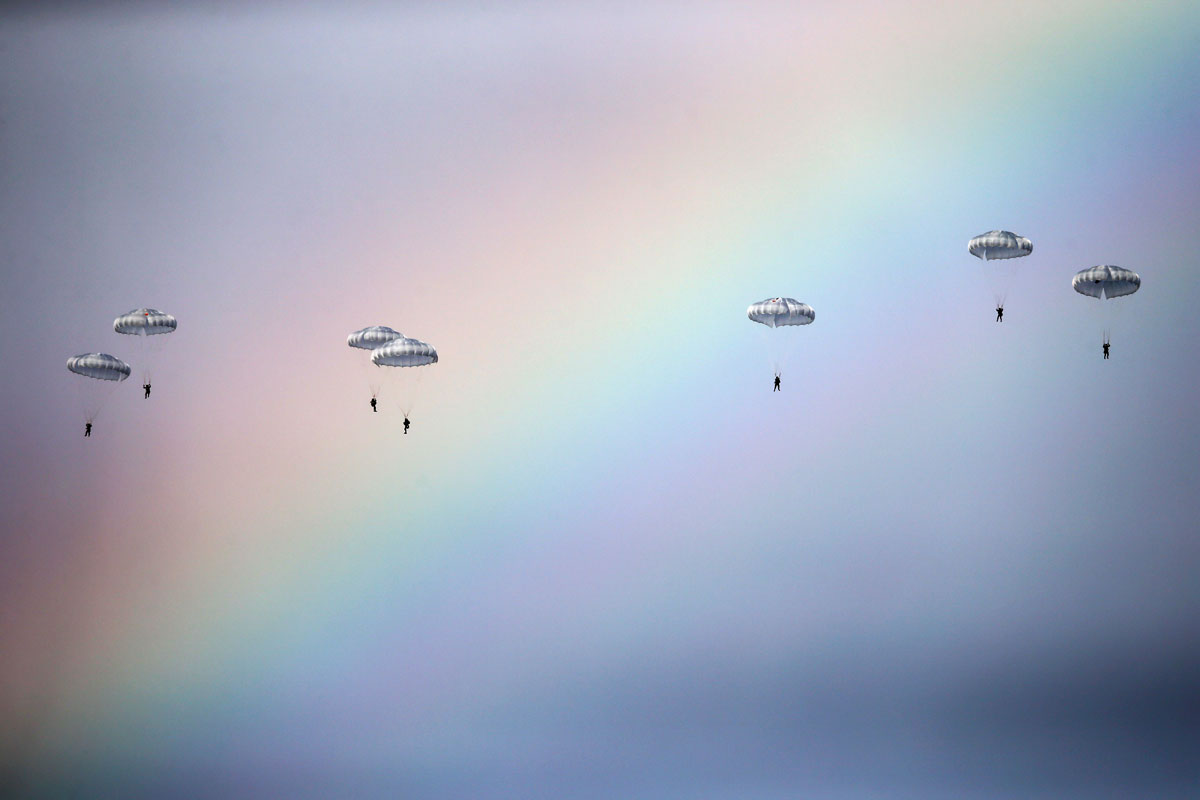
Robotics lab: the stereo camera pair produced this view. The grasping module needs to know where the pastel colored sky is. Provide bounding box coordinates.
[1,2,1197,797]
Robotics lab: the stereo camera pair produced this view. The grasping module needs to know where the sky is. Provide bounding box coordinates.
[1,1,1198,797]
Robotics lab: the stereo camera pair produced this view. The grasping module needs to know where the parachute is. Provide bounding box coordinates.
[968,230,1032,310]
[371,336,438,416]
[347,325,403,350]
[113,308,177,387]
[67,353,131,423]
[1072,265,1141,299]
[348,325,404,401]
[1073,266,1141,350]
[67,353,132,381]
[747,298,814,378]
[370,337,438,368]
[968,230,1033,262]
[113,308,177,336]
[747,297,815,328]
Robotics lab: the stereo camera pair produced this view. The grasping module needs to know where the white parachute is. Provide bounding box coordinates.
[1072,265,1141,300]
[1073,265,1141,352]
[747,298,814,380]
[67,353,131,424]
[968,230,1032,312]
[370,337,438,367]
[113,308,177,388]
[348,326,404,402]
[748,297,816,328]
[371,336,438,416]
[348,325,404,351]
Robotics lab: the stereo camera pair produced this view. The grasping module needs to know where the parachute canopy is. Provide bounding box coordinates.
[348,325,403,350]
[747,298,815,328]
[67,353,131,381]
[1073,265,1141,300]
[371,336,438,367]
[968,231,1032,261]
[114,308,177,336]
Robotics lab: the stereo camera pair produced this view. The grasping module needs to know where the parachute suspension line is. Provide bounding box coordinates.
[394,367,427,417]
[757,321,786,377]
[140,330,168,385]
[1103,293,1129,348]
[136,330,154,385]
[759,322,777,376]
[73,379,98,424]
[997,258,1008,309]
[994,256,1020,309]
[141,330,149,383]
[770,318,779,377]
[980,251,997,307]
[76,380,117,423]
[367,361,384,400]
[1101,286,1108,344]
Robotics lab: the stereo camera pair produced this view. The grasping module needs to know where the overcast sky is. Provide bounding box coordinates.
[1,2,1198,797]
